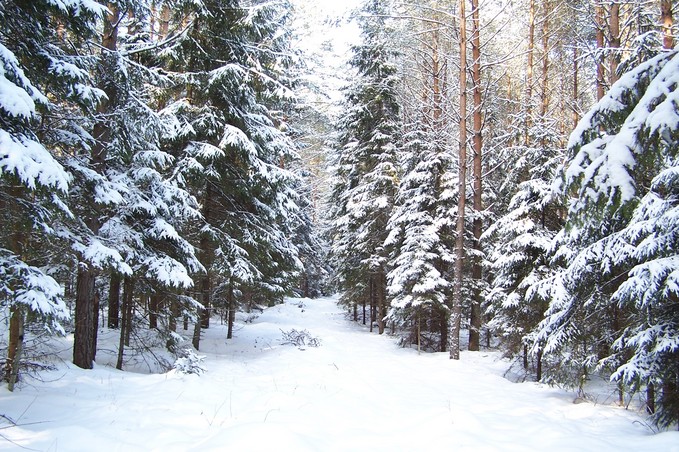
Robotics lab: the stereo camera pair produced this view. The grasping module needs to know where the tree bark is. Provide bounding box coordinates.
[115,277,133,370]
[524,0,536,145]
[572,46,579,129]
[595,2,605,100]
[74,262,97,369]
[450,0,467,361]
[661,0,674,50]
[108,273,120,328]
[227,281,235,339]
[539,0,550,149]
[192,313,201,350]
[646,382,656,415]
[5,202,25,389]
[468,0,483,352]
[149,292,160,329]
[6,306,25,391]
[609,1,620,85]
[377,271,386,335]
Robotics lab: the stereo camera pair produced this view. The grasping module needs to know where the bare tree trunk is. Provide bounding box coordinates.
[169,299,177,332]
[192,314,201,351]
[595,2,605,100]
[124,280,134,347]
[200,268,211,329]
[226,281,235,340]
[377,271,386,335]
[646,382,656,415]
[450,0,467,361]
[108,273,120,328]
[149,292,160,329]
[661,0,674,50]
[116,276,134,370]
[609,1,620,85]
[6,205,25,389]
[369,276,375,333]
[469,0,483,352]
[524,0,536,145]
[572,46,580,129]
[6,306,24,391]
[539,0,551,149]
[74,263,97,369]
[439,306,448,352]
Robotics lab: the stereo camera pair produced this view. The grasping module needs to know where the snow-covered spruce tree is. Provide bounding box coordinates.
[535,50,679,426]
[159,0,302,348]
[482,142,564,379]
[0,0,105,386]
[385,117,457,351]
[58,1,203,370]
[98,2,205,370]
[329,0,401,334]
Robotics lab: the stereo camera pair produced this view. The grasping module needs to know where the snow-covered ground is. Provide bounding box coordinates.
[1,295,677,451]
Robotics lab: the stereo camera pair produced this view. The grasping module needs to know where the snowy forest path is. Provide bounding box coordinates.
[1,296,676,451]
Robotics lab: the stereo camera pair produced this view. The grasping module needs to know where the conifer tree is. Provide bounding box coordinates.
[536,49,679,426]
[385,120,456,351]
[0,0,105,383]
[159,0,301,348]
[329,0,401,334]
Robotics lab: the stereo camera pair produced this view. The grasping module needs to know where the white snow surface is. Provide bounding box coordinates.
[2,295,677,451]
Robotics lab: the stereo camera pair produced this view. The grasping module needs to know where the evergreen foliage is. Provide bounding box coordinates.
[537,50,679,426]
[329,0,401,333]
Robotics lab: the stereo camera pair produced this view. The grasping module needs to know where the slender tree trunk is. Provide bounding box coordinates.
[362,297,366,325]
[149,292,160,329]
[199,185,213,330]
[450,0,467,361]
[439,306,448,352]
[661,0,674,50]
[377,271,386,335]
[116,276,133,370]
[595,2,605,100]
[469,0,483,352]
[524,0,535,145]
[6,208,25,389]
[369,277,375,333]
[199,271,211,329]
[646,382,656,415]
[108,273,120,328]
[169,299,177,332]
[6,306,25,391]
[226,281,235,340]
[536,347,543,381]
[572,46,580,129]
[192,314,201,350]
[124,280,134,347]
[609,1,620,85]
[539,1,550,149]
